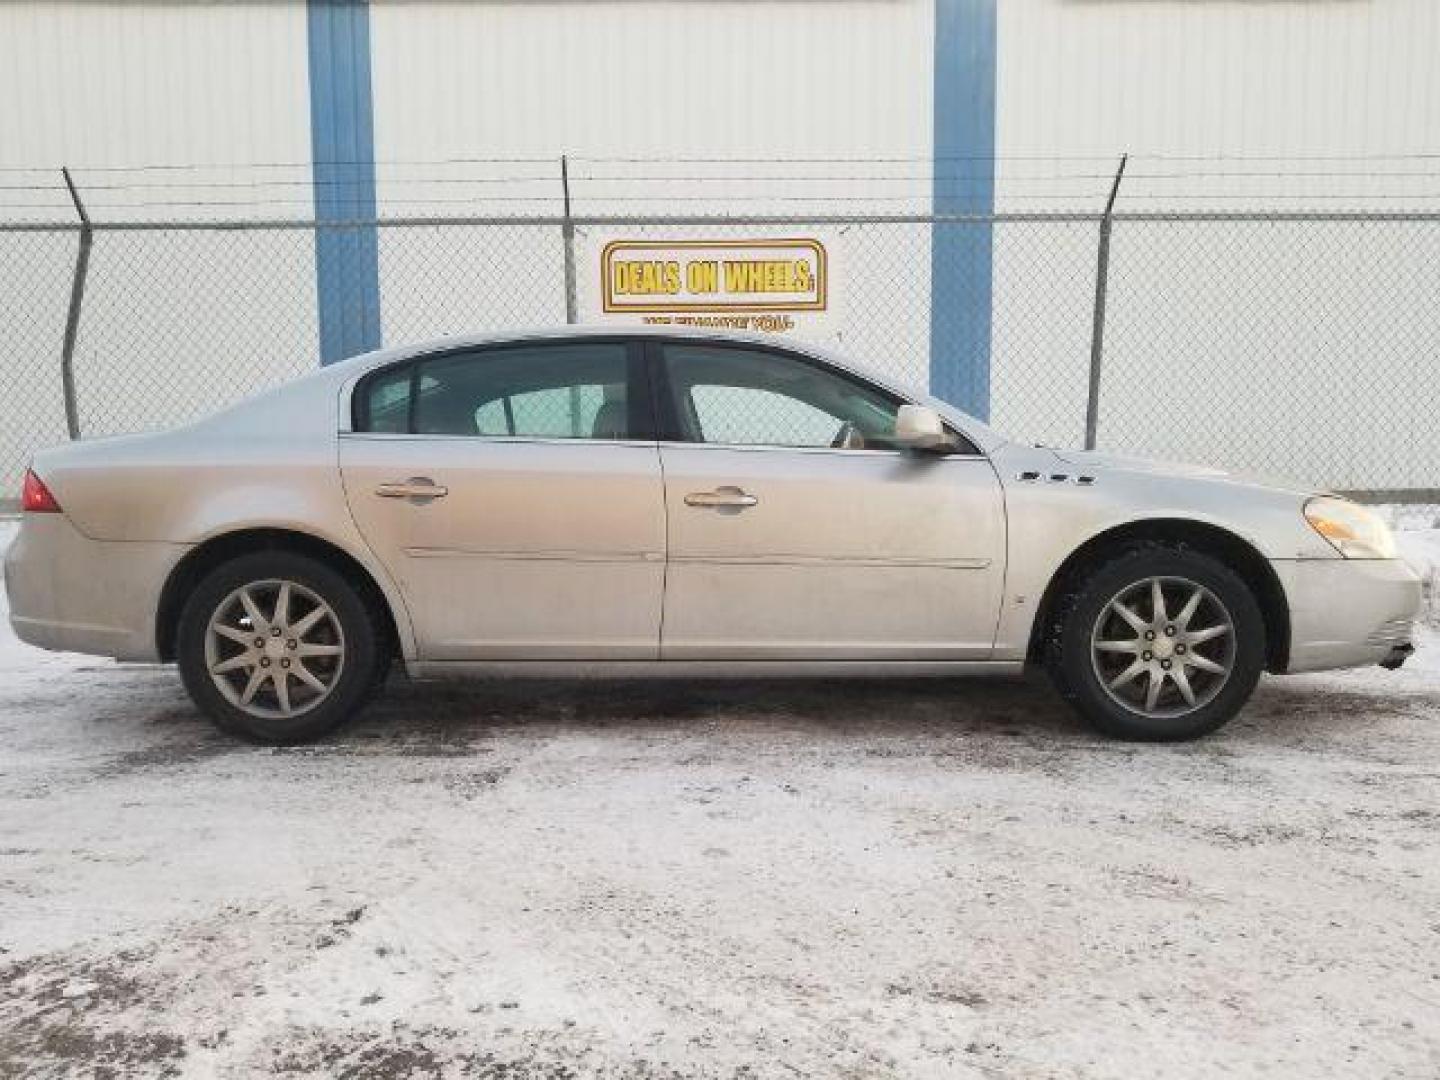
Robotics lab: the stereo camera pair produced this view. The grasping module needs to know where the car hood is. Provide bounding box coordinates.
[1049,448,1320,497]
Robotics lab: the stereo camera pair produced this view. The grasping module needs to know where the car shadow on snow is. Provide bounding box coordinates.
[85,669,1093,763]
[53,663,1431,772]
[350,670,1090,744]
[340,670,1426,757]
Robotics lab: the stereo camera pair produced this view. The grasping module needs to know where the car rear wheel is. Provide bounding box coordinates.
[1047,546,1266,741]
[177,551,387,743]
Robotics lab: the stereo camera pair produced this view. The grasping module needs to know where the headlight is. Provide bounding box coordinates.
[1303,496,1396,559]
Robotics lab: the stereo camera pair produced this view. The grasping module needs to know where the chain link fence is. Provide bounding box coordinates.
[3,210,1437,500]
[2,229,76,493]
[1101,214,1440,494]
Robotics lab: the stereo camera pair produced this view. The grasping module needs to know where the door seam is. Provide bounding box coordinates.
[656,443,670,662]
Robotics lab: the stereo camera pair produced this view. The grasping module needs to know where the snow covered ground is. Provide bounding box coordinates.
[1,519,1438,1079]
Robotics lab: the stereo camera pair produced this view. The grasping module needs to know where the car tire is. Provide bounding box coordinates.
[176,551,389,744]
[1046,544,1266,741]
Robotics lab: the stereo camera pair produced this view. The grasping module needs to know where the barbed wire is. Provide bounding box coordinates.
[4,155,1440,216]
[9,165,1440,195]
[3,151,1440,175]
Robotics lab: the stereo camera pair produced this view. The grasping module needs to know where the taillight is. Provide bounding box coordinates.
[21,469,61,513]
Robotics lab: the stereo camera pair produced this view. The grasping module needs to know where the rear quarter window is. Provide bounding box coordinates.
[357,366,413,433]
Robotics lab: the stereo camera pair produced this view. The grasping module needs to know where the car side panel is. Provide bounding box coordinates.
[990,443,1342,662]
[26,420,421,661]
[4,512,188,661]
[658,445,1007,659]
[339,436,666,661]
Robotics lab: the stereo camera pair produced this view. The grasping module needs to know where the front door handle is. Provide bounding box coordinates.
[375,477,448,501]
[684,486,758,510]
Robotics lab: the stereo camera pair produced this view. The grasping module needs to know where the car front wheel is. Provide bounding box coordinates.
[1047,546,1266,741]
[176,551,387,744]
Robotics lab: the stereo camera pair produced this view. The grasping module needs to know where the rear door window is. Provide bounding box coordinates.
[356,341,643,440]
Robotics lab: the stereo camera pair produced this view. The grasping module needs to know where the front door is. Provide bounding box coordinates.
[653,341,1006,660]
[340,339,665,660]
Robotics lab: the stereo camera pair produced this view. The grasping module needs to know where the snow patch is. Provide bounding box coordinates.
[2,515,1440,1077]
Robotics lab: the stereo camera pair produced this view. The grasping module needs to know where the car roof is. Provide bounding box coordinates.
[331,323,801,364]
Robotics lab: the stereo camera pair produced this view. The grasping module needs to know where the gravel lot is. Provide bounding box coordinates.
[2,521,1438,1079]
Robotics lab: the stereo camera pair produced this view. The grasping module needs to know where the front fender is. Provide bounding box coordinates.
[989,443,1333,659]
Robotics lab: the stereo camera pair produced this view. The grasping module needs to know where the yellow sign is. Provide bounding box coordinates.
[601,238,827,314]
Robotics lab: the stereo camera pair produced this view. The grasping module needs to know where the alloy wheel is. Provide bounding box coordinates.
[204,579,346,720]
[1089,575,1236,719]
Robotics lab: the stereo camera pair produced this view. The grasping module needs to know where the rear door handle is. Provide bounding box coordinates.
[684,486,758,510]
[375,477,448,501]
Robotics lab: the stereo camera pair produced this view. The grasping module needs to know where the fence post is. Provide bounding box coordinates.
[59,166,92,441]
[1083,154,1127,451]
[560,154,579,324]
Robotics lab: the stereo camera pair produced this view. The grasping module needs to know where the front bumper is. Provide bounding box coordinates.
[1274,556,1423,673]
[4,513,188,662]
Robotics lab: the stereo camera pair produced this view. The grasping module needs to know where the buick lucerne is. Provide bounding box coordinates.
[4,328,1422,743]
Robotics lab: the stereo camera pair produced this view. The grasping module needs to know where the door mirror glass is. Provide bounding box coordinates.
[894,404,953,452]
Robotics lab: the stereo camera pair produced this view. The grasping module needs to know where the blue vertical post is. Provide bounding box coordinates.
[307,0,381,364]
[930,0,997,419]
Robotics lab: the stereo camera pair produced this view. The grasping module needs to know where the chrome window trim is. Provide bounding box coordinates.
[654,438,987,461]
[337,430,987,460]
[338,431,660,450]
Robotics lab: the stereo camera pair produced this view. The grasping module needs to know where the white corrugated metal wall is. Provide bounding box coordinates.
[7,2,1434,205]
[1,0,1438,491]
[367,0,936,387]
[0,0,319,480]
[992,0,1440,487]
[1000,0,1440,169]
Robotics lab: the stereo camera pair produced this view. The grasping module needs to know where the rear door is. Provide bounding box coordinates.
[340,338,665,660]
[653,341,1006,660]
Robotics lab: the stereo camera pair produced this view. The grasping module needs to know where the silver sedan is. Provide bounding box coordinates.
[4,327,1423,743]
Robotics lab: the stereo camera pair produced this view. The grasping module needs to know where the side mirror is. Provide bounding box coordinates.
[894,404,952,452]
